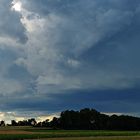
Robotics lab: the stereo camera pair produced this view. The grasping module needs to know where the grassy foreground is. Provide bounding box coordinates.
[0,127,140,140]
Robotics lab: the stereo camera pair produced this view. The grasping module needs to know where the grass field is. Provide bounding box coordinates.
[36,137,140,140]
[0,126,139,140]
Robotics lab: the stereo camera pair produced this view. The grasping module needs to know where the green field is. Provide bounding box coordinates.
[0,126,140,140]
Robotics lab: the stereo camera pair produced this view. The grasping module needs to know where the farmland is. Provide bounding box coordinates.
[0,126,140,140]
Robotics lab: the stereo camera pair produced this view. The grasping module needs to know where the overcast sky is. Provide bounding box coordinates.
[0,0,140,122]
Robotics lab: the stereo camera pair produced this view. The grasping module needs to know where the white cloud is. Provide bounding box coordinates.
[0,112,25,124]
[0,111,60,124]
[12,1,22,12]
[36,113,60,122]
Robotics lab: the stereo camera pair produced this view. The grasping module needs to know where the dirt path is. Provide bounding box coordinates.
[0,130,34,134]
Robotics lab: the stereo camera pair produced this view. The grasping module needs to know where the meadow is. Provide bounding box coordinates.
[0,126,139,140]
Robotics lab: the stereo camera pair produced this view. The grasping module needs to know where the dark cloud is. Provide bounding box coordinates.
[1,88,140,115]
[0,0,140,118]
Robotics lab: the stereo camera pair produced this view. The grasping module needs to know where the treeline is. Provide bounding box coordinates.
[51,108,140,130]
[1,108,140,130]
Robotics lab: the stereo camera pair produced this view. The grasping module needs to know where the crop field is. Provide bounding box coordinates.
[38,137,140,140]
[0,127,139,140]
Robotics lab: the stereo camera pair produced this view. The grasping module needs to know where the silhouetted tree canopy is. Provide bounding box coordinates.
[51,108,140,130]
[8,108,140,130]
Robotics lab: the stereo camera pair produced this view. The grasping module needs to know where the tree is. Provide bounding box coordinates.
[50,117,60,129]
[11,120,17,126]
[0,121,5,127]
[28,118,37,126]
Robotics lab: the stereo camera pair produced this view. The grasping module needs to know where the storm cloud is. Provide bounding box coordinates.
[0,0,140,121]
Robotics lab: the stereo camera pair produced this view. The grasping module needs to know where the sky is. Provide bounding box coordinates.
[0,0,140,123]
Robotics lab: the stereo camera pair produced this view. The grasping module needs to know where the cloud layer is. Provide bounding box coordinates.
[0,0,140,120]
